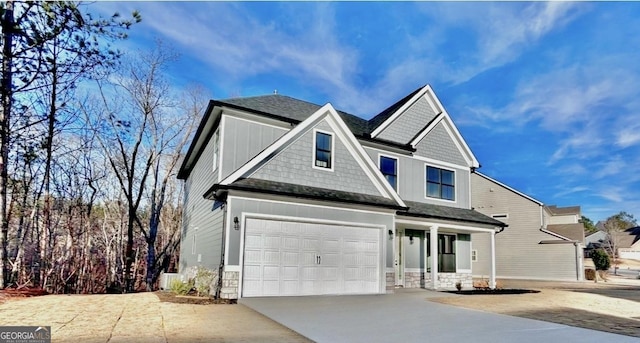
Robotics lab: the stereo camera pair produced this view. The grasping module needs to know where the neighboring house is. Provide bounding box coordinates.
[584,230,608,257]
[616,227,640,260]
[471,173,585,281]
[177,85,505,299]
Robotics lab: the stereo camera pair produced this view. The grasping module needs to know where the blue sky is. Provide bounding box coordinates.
[93,2,640,223]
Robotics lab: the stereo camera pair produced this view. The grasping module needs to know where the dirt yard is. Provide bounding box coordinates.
[0,292,310,342]
[432,274,640,338]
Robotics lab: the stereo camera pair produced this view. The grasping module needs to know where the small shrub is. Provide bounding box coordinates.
[194,266,215,297]
[591,249,611,271]
[169,278,193,295]
[455,281,462,291]
[585,268,596,280]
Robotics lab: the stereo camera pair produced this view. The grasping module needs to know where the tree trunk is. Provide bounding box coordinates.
[0,0,15,290]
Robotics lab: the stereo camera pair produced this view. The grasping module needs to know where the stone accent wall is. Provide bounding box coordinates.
[386,272,395,291]
[402,271,473,290]
[220,271,239,299]
[404,271,426,288]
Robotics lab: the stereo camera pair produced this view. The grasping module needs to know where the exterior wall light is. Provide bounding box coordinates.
[233,216,240,230]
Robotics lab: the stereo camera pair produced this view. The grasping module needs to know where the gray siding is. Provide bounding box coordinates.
[377,97,437,144]
[180,135,226,273]
[471,174,581,281]
[220,115,288,181]
[364,147,470,209]
[414,122,467,166]
[227,197,395,268]
[403,230,425,269]
[252,120,382,197]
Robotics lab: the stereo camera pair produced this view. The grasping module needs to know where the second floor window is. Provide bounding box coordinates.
[315,131,332,169]
[379,156,398,191]
[426,166,455,201]
[212,129,220,172]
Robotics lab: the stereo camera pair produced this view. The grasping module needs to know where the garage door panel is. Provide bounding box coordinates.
[243,218,381,297]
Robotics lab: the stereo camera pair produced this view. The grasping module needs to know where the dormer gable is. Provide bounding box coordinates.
[219,103,406,208]
[370,85,479,168]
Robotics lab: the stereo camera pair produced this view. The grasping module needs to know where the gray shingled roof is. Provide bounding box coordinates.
[206,178,405,210]
[367,85,424,131]
[398,200,506,227]
[217,94,371,136]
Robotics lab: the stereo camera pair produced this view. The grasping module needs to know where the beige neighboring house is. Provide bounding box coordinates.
[612,227,640,260]
[471,172,585,281]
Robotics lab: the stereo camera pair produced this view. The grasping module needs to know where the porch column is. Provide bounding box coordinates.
[489,231,496,289]
[430,225,439,290]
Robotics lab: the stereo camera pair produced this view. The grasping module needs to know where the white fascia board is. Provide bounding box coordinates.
[540,227,573,241]
[475,172,544,206]
[219,103,332,186]
[395,218,497,233]
[408,113,444,146]
[323,107,406,207]
[370,85,430,138]
[440,113,479,168]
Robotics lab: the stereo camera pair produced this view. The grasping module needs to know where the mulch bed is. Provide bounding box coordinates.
[446,289,540,295]
[154,291,236,305]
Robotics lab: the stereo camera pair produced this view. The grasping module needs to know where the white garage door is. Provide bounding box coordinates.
[242,218,381,297]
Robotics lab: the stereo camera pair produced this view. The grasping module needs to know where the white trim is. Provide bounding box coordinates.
[395,218,497,233]
[220,104,333,186]
[312,128,335,172]
[224,203,232,266]
[424,163,456,203]
[409,113,444,147]
[323,112,404,205]
[370,85,430,138]
[219,103,406,208]
[378,153,399,194]
[227,195,397,216]
[238,212,387,298]
[441,122,473,167]
[540,227,574,241]
[224,265,241,272]
[411,155,469,171]
[222,108,293,131]
[217,115,226,182]
[475,172,544,206]
[212,128,220,174]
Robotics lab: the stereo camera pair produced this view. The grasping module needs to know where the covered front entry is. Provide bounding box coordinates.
[394,218,498,290]
[242,217,382,297]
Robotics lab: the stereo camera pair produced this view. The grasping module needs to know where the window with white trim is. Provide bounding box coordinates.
[426,166,455,201]
[212,129,220,172]
[314,131,333,169]
[379,156,398,191]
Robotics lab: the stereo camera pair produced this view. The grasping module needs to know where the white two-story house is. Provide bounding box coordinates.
[177,85,506,299]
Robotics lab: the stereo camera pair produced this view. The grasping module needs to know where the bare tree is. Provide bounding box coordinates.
[88,44,201,292]
[602,211,637,274]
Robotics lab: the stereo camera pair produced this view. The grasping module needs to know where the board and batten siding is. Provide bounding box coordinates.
[251,120,382,197]
[376,97,438,144]
[363,147,470,209]
[220,114,288,181]
[179,132,225,273]
[470,173,581,281]
[226,197,395,269]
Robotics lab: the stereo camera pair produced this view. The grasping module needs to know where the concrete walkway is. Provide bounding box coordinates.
[240,289,639,343]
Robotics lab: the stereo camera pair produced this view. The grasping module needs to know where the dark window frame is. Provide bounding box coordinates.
[426,166,455,201]
[314,131,333,169]
[379,155,398,191]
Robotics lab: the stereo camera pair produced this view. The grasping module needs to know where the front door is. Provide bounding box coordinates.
[395,229,404,287]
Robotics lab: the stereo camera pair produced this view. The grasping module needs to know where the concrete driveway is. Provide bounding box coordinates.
[240,289,639,343]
